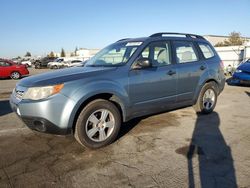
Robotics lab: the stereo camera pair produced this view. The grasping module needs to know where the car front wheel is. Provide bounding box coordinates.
[193,82,218,114]
[74,99,121,149]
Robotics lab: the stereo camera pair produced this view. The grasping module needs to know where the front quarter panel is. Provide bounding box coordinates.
[66,78,130,127]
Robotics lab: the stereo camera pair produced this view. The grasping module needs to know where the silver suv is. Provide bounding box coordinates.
[10,33,225,148]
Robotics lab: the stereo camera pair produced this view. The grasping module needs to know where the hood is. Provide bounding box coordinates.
[238,62,250,73]
[18,66,117,87]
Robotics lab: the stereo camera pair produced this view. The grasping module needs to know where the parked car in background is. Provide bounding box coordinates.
[34,57,57,69]
[20,60,32,67]
[232,59,250,85]
[47,58,65,69]
[10,32,225,149]
[0,59,29,79]
[65,60,85,67]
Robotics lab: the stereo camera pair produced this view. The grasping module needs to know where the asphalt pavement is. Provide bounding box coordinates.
[0,69,250,188]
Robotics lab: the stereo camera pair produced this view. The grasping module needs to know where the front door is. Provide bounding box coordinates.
[128,41,177,117]
[0,61,10,77]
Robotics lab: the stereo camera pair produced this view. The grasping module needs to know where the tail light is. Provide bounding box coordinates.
[220,61,224,70]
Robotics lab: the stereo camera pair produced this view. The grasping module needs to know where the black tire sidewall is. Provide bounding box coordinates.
[75,99,121,149]
[198,82,218,114]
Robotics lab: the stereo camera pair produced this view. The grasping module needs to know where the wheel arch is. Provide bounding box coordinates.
[70,93,126,134]
[193,78,219,104]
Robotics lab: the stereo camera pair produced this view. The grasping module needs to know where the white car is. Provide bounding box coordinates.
[21,60,32,67]
[47,58,65,69]
[65,60,84,67]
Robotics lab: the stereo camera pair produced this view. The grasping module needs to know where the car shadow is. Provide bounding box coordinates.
[186,112,237,188]
[0,100,12,116]
[117,118,142,139]
[245,91,250,97]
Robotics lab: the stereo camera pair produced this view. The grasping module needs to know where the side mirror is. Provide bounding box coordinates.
[132,58,152,69]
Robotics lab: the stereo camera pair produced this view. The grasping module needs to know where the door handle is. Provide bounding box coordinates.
[167,70,176,76]
[200,65,206,70]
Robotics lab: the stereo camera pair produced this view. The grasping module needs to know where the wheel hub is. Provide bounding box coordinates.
[203,89,215,110]
[85,109,115,142]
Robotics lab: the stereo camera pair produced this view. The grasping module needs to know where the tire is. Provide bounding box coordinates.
[74,99,121,149]
[10,71,21,80]
[52,65,58,69]
[193,82,218,114]
[35,64,41,69]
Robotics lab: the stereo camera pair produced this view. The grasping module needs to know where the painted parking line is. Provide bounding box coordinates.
[0,127,29,136]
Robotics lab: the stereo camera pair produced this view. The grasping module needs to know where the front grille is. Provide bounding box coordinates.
[14,89,24,99]
[13,85,27,100]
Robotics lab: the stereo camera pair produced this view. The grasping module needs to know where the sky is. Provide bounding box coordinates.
[0,0,250,58]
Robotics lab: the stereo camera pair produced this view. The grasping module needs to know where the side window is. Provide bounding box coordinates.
[174,41,198,63]
[0,61,10,66]
[198,43,215,59]
[138,41,171,66]
[141,47,149,58]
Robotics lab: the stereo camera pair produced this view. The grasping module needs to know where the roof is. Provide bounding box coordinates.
[117,32,207,43]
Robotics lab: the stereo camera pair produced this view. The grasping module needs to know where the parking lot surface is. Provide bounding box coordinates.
[0,69,250,188]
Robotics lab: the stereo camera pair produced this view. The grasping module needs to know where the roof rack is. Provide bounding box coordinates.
[150,32,205,40]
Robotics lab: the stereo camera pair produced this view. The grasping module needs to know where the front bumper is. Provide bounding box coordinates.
[232,72,250,85]
[10,91,76,135]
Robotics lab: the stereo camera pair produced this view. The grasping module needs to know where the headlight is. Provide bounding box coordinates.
[22,84,64,100]
[235,69,242,73]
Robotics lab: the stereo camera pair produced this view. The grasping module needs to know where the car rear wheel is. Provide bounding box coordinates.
[193,82,218,114]
[10,71,21,80]
[74,99,121,149]
[35,64,41,69]
[52,65,58,69]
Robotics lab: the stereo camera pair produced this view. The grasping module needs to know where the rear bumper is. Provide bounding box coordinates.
[21,69,29,76]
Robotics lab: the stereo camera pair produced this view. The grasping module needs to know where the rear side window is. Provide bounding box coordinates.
[173,41,198,63]
[198,43,215,59]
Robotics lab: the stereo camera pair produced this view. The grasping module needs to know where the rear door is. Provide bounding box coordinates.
[128,41,178,116]
[172,40,207,102]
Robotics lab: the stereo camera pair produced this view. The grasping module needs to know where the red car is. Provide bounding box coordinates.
[0,59,29,79]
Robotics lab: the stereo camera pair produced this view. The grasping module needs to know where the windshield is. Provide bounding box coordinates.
[86,41,142,67]
[56,59,63,62]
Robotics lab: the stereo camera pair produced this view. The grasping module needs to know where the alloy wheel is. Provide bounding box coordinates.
[85,109,115,142]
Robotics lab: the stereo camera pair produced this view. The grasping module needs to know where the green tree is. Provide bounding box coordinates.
[75,46,78,56]
[25,51,31,57]
[61,48,66,57]
[215,32,245,47]
[48,51,55,58]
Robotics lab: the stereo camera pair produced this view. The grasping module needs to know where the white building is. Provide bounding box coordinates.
[76,48,100,60]
[203,35,250,46]
[215,44,250,68]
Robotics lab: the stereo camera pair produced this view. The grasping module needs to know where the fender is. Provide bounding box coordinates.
[192,66,220,104]
[67,79,130,129]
